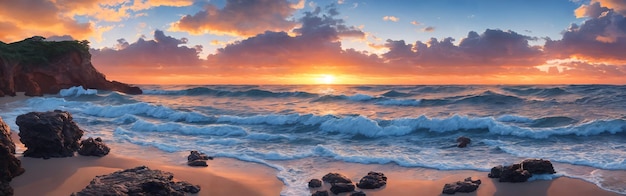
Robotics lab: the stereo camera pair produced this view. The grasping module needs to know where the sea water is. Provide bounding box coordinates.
[1,85,626,195]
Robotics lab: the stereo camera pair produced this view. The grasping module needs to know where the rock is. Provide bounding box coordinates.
[0,36,142,97]
[0,141,25,182]
[0,182,13,196]
[356,171,387,189]
[499,164,532,183]
[351,191,367,196]
[72,166,200,196]
[308,179,322,188]
[0,117,15,154]
[16,110,84,158]
[78,137,110,157]
[187,151,211,167]
[521,159,556,174]
[322,173,352,183]
[488,165,503,178]
[330,183,355,194]
[456,136,471,148]
[187,150,210,161]
[187,160,208,167]
[442,177,481,194]
[312,190,329,196]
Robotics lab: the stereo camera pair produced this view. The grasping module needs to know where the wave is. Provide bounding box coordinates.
[130,120,248,136]
[503,87,570,97]
[59,86,98,97]
[381,90,413,97]
[454,91,525,105]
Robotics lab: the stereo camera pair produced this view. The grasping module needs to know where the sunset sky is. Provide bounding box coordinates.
[1,0,625,84]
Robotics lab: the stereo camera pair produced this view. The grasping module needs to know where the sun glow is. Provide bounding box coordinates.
[317,74,336,84]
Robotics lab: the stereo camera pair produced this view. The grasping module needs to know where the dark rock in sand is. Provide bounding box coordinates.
[0,117,15,154]
[351,190,367,196]
[499,164,532,183]
[187,151,211,167]
[330,183,356,194]
[356,171,387,189]
[0,36,142,97]
[521,159,556,174]
[308,179,322,188]
[312,190,329,196]
[442,177,481,194]
[78,137,110,157]
[322,173,352,183]
[0,182,13,196]
[187,150,211,161]
[16,110,84,158]
[72,166,200,196]
[187,160,208,167]
[456,136,471,148]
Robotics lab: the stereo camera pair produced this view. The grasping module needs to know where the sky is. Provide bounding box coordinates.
[1,0,625,84]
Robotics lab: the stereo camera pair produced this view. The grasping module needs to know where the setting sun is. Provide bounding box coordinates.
[316,74,336,84]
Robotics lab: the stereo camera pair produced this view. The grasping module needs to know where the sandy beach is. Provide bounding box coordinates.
[8,146,622,196]
[0,93,27,105]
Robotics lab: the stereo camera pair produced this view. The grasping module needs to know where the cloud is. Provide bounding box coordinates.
[0,0,95,42]
[411,21,421,26]
[91,30,204,76]
[422,26,435,32]
[383,16,399,22]
[169,0,301,37]
[46,35,75,41]
[545,9,626,62]
[382,29,545,74]
[204,6,376,76]
[593,0,626,16]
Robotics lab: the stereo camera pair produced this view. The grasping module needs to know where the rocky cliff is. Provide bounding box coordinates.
[0,36,141,96]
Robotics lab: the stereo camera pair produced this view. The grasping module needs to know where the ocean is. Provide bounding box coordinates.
[1,85,626,195]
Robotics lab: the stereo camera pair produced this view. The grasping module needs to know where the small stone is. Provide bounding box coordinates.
[330,183,355,194]
[311,190,329,196]
[187,160,208,167]
[322,173,352,183]
[456,136,471,148]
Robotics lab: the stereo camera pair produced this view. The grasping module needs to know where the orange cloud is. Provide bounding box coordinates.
[169,0,300,37]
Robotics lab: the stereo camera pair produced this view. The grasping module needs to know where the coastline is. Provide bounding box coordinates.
[1,92,622,196]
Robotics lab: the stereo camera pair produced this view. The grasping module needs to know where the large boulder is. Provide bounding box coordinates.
[0,117,15,154]
[442,177,481,194]
[521,159,556,174]
[356,171,387,189]
[489,164,532,183]
[78,137,110,157]
[322,173,352,183]
[16,110,84,158]
[0,37,142,97]
[72,166,200,196]
[488,159,556,183]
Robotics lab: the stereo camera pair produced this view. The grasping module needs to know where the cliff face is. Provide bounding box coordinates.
[0,37,141,97]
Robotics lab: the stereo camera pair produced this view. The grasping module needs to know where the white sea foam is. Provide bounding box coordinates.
[83,102,213,122]
[59,86,97,97]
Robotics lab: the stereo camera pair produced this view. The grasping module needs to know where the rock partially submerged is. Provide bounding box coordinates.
[356,171,387,189]
[16,110,84,158]
[330,183,355,194]
[78,137,110,157]
[442,177,481,194]
[488,159,556,182]
[187,150,212,167]
[72,166,200,196]
[312,190,329,196]
[456,136,471,148]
